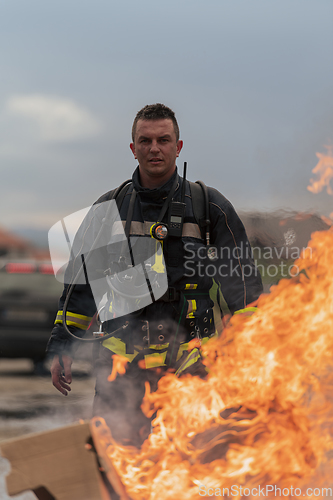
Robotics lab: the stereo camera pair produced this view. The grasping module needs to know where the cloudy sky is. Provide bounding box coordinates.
[1,0,333,232]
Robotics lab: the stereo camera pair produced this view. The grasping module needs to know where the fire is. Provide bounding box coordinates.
[107,354,130,382]
[307,146,333,195]
[94,227,333,499]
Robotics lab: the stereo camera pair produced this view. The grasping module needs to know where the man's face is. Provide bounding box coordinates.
[130,119,183,187]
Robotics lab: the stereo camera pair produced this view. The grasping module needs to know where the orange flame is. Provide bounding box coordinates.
[307,146,333,195]
[107,354,130,382]
[95,229,333,499]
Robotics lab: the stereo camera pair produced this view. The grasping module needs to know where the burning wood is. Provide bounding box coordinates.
[90,417,132,500]
[93,228,333,499]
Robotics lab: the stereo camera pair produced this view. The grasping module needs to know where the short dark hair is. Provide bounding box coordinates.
[132,103,180,142]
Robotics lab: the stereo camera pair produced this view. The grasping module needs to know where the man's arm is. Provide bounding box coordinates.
[47,198,114,394]
[47,283,95,395]
[208,187,263,315]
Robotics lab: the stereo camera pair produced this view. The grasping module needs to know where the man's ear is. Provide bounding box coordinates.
[130,143,137,159]
[176,140,183,157]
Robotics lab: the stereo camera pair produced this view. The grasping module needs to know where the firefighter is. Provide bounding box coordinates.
[47,103,263,447]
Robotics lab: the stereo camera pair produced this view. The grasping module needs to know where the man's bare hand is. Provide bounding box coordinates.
[51,354,73,396]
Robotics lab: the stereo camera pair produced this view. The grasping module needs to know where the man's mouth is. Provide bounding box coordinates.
[149,158,163,163]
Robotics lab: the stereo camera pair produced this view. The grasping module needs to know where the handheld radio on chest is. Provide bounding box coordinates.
[167,161,187,238]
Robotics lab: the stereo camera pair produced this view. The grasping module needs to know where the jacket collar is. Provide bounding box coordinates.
[132,166,179,202]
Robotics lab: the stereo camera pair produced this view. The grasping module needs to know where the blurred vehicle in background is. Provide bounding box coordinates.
[0,261,93,374]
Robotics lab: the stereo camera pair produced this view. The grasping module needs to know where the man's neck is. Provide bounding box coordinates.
[138,166,176,189]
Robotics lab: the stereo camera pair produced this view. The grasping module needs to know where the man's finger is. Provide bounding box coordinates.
[62,354,73,384]
[58,375,72,393]
[54,378,71,395]
[51,371,71,395]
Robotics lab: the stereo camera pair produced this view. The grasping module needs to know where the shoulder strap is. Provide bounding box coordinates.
[106,179,210,240]
[188,180,210,243]
[109,179,132,209]
[94,179,132,206]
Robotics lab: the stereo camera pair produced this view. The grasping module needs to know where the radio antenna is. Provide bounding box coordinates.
[181,162,187,203]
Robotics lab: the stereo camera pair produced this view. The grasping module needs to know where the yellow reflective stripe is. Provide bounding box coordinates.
[102,334,218,369]
[102,337,139,362]
[175,348,201,376]
[187,299,197,318]
[185,284,198,290]
[55,310,93,330]
[56,310,92,322]
[176,335,214,361]
[234,307,258,315]
[103,337,170,365]
[144,351,167,369]
[148,343,169,350]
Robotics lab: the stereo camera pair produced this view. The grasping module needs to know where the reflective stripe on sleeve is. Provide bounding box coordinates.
[185,283,198,290]
[234,307,258,315]
[54,310,93,330]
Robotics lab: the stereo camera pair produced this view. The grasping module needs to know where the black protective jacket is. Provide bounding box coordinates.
[47,167,263,363]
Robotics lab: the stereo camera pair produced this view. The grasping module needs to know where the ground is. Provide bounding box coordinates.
[0,359,95,500]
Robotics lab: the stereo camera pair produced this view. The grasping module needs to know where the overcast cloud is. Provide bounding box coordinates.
[0,0,332,230]
[6,94,102,142]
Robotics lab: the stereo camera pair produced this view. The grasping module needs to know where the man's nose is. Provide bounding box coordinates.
[150,141,160,152]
